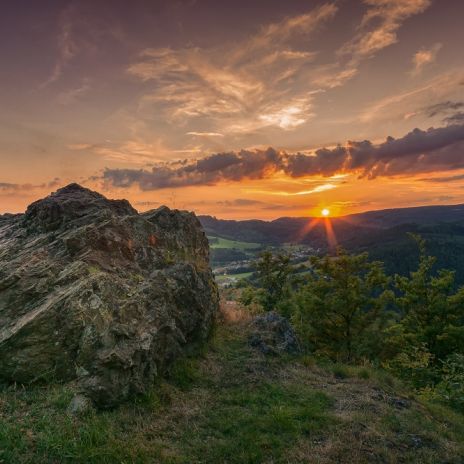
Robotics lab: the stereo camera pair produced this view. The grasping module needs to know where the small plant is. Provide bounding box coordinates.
[331,364,351,379]
[432,354,464,412]
[87,265,100,275]
[357,368,371,380]
[167,357,200,390]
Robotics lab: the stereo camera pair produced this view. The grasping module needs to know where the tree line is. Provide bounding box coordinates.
[239,235,464,411]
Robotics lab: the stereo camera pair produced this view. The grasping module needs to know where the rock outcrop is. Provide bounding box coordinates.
[249,312,300,355]
[0,184,219,408]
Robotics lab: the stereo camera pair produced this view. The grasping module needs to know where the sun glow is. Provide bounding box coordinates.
[321,208,330,217]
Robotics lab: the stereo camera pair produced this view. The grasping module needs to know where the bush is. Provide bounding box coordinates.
[291,248,392,362]
[433,354,464,412]
[384,235,464,390]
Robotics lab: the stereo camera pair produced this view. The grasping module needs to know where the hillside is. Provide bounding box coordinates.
[200,204,464,283]
[199,204,464,245]
[1,304,463,463]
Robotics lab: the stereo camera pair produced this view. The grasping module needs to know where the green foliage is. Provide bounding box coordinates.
[247,251,294,313]
[384,235,464,388]
[167,357,200,391]
[433,354,464,412]
[291,248,392,362]
[383,344,435,388]
[238,285,258,307]
[240,236,464,414]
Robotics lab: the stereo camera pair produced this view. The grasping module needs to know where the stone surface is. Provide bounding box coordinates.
[249,311,300,355]
[68,393,93,415]
[0,184,219,408]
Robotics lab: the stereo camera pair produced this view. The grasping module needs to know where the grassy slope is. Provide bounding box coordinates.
[1,307,463,464]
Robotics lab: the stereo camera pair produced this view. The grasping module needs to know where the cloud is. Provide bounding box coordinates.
[41,5,80,87]
[340,0,431,60]
[215,198,290,211]
[57,78,91,104]
[67,143,95,150]
[425,101,464,117]
[187,132,224,138]
[123,0,433,144]
[249,184,338,196]
[127,3,338,134]
[103,148,283,189]
[0,179,61,193]
[359,71,464,123]
[419,173,464,183]
[411,43,442,76]
[344,125,464,178]
[0,182,22,191]
[40,3,121,88]
[67,139,173,163]
[231,3,338,61]
[102,124,464,190]
[258,98,315,130]
[445,112,464,125]
[218,199,264,207]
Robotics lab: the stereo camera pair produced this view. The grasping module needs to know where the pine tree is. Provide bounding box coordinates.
[291,248,392,362]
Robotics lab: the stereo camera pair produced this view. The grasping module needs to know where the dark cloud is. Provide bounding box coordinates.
[262,203,292,210]
[425,101,464,117]
[419,173,464,183]
[0,182,19,191]
[0,179,61,192]
[445,112,464,124]
[217,198,289,210]
[216,198,289,210]
[103,125,464,190]
[218,199,264,207]
[283,125,464,179]
[103,148,282,190]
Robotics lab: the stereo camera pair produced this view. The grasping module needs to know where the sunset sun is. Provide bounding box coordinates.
[321,208,330,217]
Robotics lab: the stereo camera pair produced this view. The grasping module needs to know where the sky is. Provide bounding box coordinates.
[1,0,464,219]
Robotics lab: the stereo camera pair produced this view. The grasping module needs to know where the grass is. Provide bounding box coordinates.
[1,307,464,463]
[207,235,262,250]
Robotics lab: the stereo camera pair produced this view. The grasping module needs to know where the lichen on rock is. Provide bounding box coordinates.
[0,184,219,408]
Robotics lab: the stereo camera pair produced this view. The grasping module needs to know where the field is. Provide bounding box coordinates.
[207,235,262,250]
[215,272,254,284]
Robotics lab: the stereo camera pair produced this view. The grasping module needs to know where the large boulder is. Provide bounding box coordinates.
[0,184,219,408]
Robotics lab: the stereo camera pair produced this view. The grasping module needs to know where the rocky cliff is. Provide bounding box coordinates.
[0,184,219,408]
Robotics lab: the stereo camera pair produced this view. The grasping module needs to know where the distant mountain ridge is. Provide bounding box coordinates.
[199,203,464,245]
[200,203,464,283]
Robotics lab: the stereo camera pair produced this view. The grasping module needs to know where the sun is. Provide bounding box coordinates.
[321,208,330,217]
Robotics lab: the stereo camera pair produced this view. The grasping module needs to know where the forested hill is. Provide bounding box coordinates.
[199,203,464,283]
[199,204,464,244]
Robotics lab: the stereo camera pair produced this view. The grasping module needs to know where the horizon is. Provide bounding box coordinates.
[1,0,464,219]
[199,200,464,221]
[3,181,464,222]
